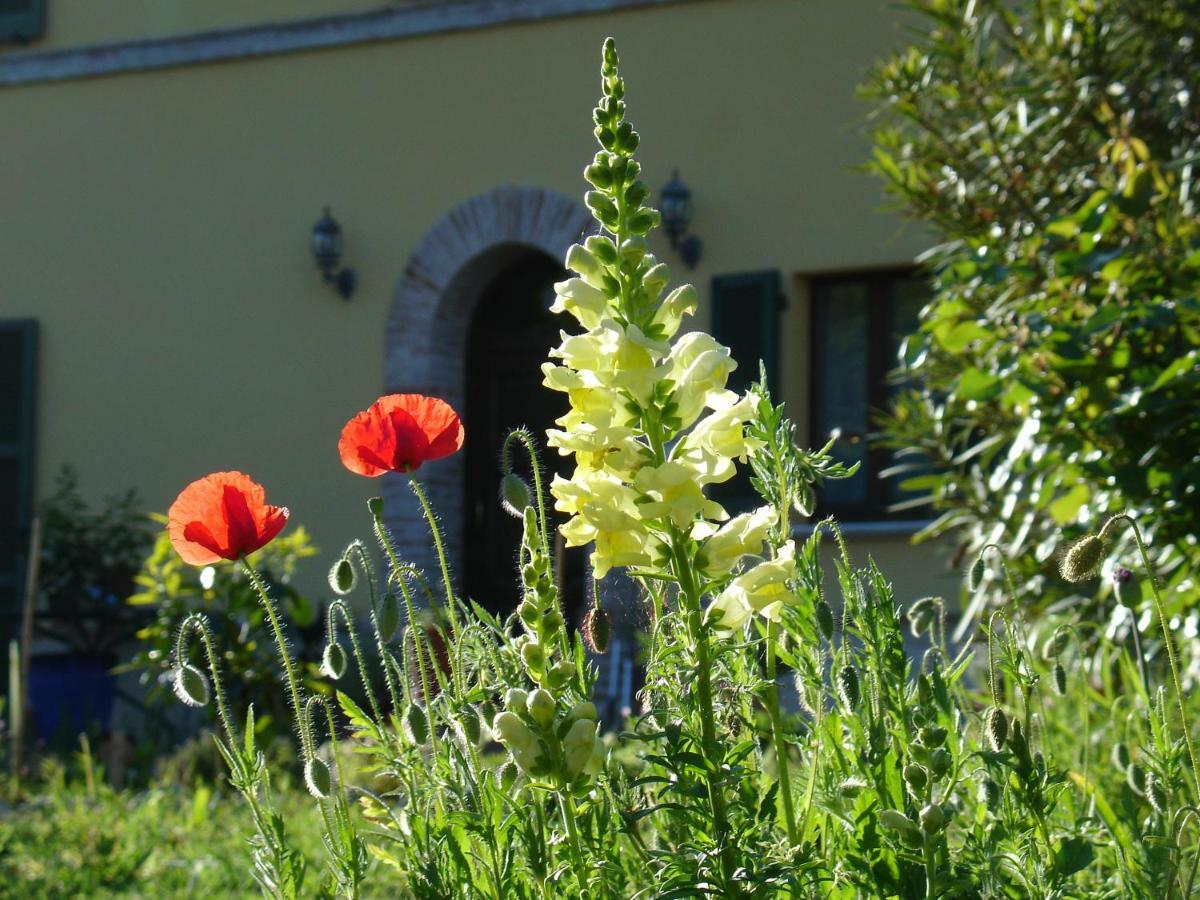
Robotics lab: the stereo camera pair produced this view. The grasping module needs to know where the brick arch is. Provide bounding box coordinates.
[381,186,593,582]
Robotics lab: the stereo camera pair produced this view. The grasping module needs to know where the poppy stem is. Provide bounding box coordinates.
[242,559,314,758]
[175,612,239,747]
[409,479,466,699]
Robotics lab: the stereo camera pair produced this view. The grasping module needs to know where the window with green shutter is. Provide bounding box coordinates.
[809,269,929,520]
[710,270,783,510]
[711,270,783,394]
[0,0,44,44]
[0,320,37,638]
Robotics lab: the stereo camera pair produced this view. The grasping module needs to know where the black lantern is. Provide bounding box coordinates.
[659,169,702,268]
[311,206,356,299]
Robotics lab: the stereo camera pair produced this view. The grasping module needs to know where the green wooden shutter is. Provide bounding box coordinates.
[710,270,783,395]
[0,0,44,43]
[709,272,782,512]
[0,320,37,629]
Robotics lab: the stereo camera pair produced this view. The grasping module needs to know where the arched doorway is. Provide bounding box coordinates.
[382,186,593,604]
[463,250,580,616]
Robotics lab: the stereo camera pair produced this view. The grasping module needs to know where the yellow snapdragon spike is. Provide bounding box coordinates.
[666,333,738,429]
[550,277,613,330]
[697,505,778,578]
[710,541,799,628]
[634,461,728,529]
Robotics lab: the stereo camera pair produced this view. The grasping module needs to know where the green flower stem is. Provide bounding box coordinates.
[371,508,440,755]
[326,599,385,729]
[349,541,404,716]
[242,559,313,758]
[559,789,591,898]
[176,613,239,745]
[1111,514,1200,801]
[409,478,466,699]
[671,534,735,889]
[765,620,799,845]
[502,428,551,555]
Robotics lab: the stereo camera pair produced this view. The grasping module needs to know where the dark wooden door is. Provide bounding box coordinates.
[464,252,584,619]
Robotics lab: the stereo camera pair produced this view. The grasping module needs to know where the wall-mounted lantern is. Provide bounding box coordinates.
[659,169,702,269]
[311,207,356,300]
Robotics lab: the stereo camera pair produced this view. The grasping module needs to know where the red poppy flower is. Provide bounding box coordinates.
[338,394,464,477]
[168,471,289,566]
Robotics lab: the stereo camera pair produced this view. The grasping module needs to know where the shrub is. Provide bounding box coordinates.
[861,0,1200,634]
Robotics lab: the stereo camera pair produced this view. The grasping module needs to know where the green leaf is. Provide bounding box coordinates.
[1048,483,1089,525]
[956,367,1001,401]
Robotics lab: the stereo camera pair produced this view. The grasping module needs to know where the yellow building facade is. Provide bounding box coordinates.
[0,0,958,619]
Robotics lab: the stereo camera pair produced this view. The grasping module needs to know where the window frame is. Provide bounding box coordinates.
[808,266,926,523]
[0,318,37,624]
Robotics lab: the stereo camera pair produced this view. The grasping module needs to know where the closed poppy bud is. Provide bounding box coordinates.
[1112,742,1131,770]
[304,757,332,799]
[496,761,519,791]
[377,591,400,642]
[329,558,355,595]
[1146,773,1169,814]
[168,472,289,566]
[527,688,556,727]
[172,664,210,708]
[814,599,835,641]
[979,778,1000,808]
[321,643,348,681]
[1052,662,1068,695]
[1058,534,1106,583]
[458,705,482,745]
[968,554,986,591]
[500,473,532,518]
[985,707,1008,751]
[836,664,860,710]
[1128,763,1147,796]
[582,603,610,654]
[404,703,429,746]
[367,496,385,518]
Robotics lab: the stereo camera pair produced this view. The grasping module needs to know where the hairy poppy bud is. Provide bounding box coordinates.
[1042,627,1071,660]
[985,707,1008,751]
[527,688,556,727]
[836,664,860,711]
[838,777,867,797]
[458,705,482,745]
[304,757,332,799]
[979,778,1000,808]
[377,591,400,642]
[500,473,532,518]
[1146,773,1169,814]
[582,603,610,654]
[329,558,355,595]
[404,703,429,745]
[1113,566,1138,608]
[1127,763,1147,797]
[1052,662,1067,696]
[496,761,519,791]
[172,664,210,708]
[1058,534,1106,583]
[815,599,835,641]
[1112,742,1131,770]
[367,496,384,518]
[968,554,986,591]
[321,643,348,681]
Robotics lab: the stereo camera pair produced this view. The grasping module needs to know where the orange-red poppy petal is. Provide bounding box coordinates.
[339,394,464,477]
[168,471,288,565]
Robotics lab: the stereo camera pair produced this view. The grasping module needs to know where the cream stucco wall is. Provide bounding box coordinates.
[0,0,956,601]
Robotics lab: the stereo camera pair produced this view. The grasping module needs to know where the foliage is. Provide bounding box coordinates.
[0,746,328,899]
[150,37,1200,900]
[122,522,323,742]
[862,0,1200,636]
[36,466,154,657]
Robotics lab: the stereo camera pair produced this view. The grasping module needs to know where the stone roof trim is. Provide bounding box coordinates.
[0,0,695,87]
